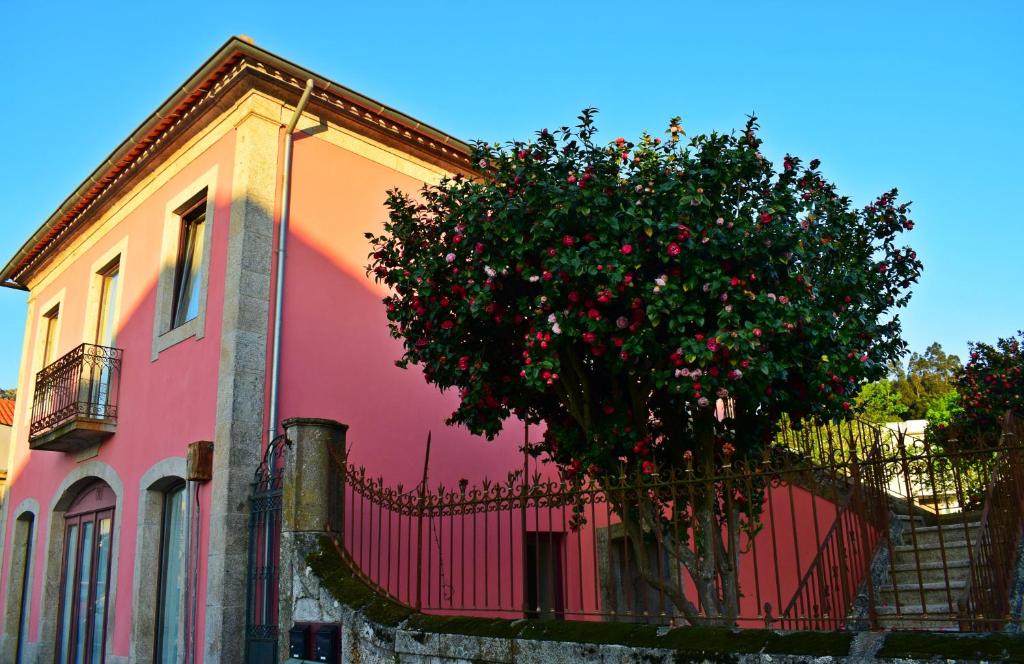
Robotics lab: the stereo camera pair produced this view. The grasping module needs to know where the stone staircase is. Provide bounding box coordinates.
[874,513,981,630]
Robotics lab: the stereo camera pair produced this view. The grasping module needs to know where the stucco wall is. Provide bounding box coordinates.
[277,127,530,489]
[0,127,237,661]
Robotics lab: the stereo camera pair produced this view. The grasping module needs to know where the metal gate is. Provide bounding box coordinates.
[245,433,288,663]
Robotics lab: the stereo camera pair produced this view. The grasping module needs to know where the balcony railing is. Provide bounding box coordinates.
[29,343,123,452]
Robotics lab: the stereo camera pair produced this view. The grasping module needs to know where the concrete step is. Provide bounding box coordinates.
[873,603,961,631]
[892,540,974,565]
[890,558,971,585]
[894,524,979,548]
[879,580,965,608]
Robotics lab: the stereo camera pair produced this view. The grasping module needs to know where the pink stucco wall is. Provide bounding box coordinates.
[0,132,236,659]
[277,134,529,488]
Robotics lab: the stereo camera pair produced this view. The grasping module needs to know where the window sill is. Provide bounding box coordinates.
[152,316,204,360]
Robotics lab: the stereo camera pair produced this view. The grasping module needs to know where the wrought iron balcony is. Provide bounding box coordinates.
[29,343,122,452]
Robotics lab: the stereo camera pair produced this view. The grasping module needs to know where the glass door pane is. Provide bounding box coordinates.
[90,267,119,416]
[74,520,94,664]
[90,516,112,664]
[58,524,79,664]
[156,487,186,663]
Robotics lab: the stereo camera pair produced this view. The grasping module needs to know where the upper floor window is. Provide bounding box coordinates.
[152,167,217,359]
[42,305,60,367]
[94,260,120,347]
[171,200,206,329]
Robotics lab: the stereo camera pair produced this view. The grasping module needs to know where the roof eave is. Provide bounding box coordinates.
[1,36,473,290]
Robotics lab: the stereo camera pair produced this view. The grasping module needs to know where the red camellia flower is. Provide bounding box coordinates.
[458,356,470,371]
[615,137,626,147]
[621,244,633,255]
[567,174,577,184]
[588,308,601,320]
[582,332,596,344]
[642,460,655,475]
[667,243,681,256]
[753,328,762,337]
[758,212,772,224]
[562,234,575,247]
[441,320,454,330]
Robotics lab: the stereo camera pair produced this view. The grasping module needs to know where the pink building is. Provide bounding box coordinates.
[0,38,858,664]
[0,37,529,664]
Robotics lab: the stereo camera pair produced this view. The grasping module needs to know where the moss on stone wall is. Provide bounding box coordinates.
[305,536,413,626]
[878,631,1024,661]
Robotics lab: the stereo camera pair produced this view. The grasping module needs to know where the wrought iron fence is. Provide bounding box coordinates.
[29,342,122,438]
[959,413,1024,631]
[326,416,1024,631]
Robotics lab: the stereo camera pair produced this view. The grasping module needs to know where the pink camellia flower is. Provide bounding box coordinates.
[697,397,710,408]
[478,159,488,169]
[706,338,719,352]
[728,369,743,380]
[778,295,790,305]
[616,316,628,329]
[717,387,729,398]
[445,253,456,263]
[621,244,633,255]
[667,242,681,256]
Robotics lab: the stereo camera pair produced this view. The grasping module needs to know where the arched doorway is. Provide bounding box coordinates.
[55,480,115,664]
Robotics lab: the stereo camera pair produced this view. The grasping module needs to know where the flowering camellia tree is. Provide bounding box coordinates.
[930,333,1023,445]
[367,110,921,623]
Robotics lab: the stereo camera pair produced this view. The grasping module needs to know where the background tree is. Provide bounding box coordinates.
[854,380,907,423]
[891,342,961,418]
[368,111,921,623]
[0,388,15,400]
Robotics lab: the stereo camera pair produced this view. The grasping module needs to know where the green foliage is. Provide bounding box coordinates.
[891,342,961,418]
[368,110,921,477]
[929,332,1024,447]
[924,388,962,428]
[854,380,907,423]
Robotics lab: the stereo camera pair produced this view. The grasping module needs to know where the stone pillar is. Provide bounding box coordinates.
[205,91,283,664]
[278,417,348,663]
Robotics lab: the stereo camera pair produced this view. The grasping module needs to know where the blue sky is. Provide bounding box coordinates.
[0,1,1020,388]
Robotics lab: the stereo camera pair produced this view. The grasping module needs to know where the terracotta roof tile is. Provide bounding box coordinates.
[0,399,14,426]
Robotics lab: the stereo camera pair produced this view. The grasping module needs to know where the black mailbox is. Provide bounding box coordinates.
[289,623,310,659]
[314,624,340,663]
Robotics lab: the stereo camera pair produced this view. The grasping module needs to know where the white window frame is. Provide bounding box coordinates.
[81,237,128,349]
[25,290,65,426]
[152,166,218,360]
